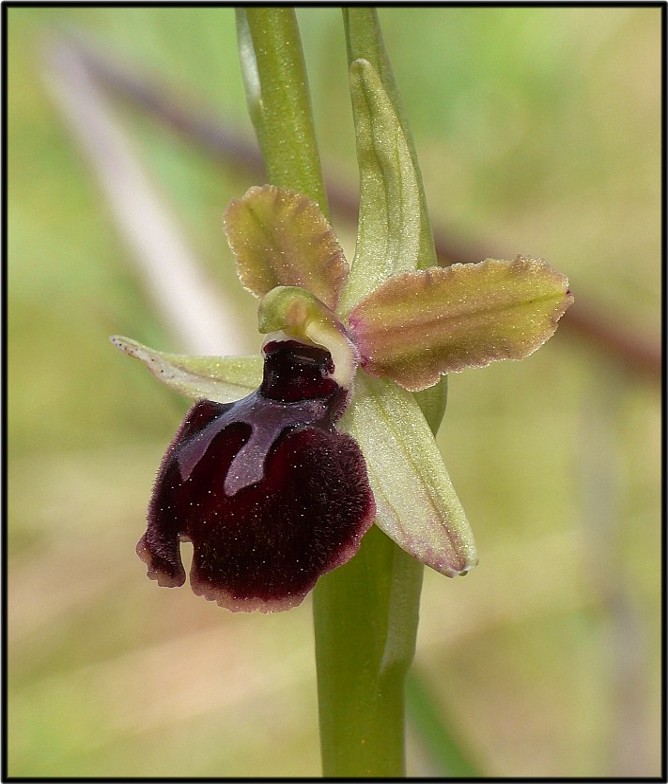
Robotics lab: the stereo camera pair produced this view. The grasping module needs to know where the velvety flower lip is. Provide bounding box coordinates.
[175,340,347,496]
[137,338,375,612]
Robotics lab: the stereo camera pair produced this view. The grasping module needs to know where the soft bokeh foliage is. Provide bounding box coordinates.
[8,6,661,777]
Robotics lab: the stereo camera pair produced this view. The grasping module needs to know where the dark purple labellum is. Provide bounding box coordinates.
[137,340,375,611]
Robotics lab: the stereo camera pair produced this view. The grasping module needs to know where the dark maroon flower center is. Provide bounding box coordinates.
[175,340,348,496]
[260,339,338,402]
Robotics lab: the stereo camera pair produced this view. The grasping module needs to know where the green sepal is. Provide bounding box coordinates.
[110,336,262,403]
[349,256,574,392]
[343,9,439,274]
[342,373,478,577]
[223,184,348,310]
[338,59,423,315]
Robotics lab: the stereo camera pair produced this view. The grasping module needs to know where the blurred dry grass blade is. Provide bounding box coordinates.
[42,37,249,356]
[66,33,661,383]
[577,379,653,775]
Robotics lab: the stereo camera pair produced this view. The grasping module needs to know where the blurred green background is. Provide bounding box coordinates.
[8,6,661,778]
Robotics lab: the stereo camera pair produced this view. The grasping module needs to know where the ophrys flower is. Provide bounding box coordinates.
[113,183,572,611]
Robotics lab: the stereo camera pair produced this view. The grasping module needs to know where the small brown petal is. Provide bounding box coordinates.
[224,185,349,310]
[349,256,574,391]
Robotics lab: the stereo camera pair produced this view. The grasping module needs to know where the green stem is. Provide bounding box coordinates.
[236,8,328,215]
[313,527,422,776]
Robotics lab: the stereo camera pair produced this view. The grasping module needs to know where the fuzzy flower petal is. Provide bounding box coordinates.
[349,256,574,391]
[224,184,349,310]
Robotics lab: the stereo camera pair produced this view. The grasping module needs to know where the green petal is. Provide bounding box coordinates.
[342,373,478,577]
[337,59,422,315]
[223,184,348,309]
[349,256,574,392]
[110,336,262,403]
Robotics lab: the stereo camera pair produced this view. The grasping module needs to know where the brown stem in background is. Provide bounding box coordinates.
[44,37,253,356]
[66,35,661,383]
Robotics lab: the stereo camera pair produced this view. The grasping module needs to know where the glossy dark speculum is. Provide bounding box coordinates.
[137,340,375,611]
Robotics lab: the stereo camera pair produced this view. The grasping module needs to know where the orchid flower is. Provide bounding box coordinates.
[112,180,573,612]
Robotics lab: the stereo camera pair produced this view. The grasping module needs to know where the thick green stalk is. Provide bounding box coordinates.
[313,527,423,776]
[236,8,328,214]
[315,12,452,776]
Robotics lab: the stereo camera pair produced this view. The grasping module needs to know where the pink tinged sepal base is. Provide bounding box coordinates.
[137,341,375,612]
[342,373,478,577]
[223,185,349,310]
[348,255,574,392]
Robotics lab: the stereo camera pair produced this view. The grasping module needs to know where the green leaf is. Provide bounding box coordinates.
[337,59,422,315]
[349,255,574,391]
[342,373,478,576]
[406,669,485,777]
[224,185,348,309]
[110,336,261,403]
